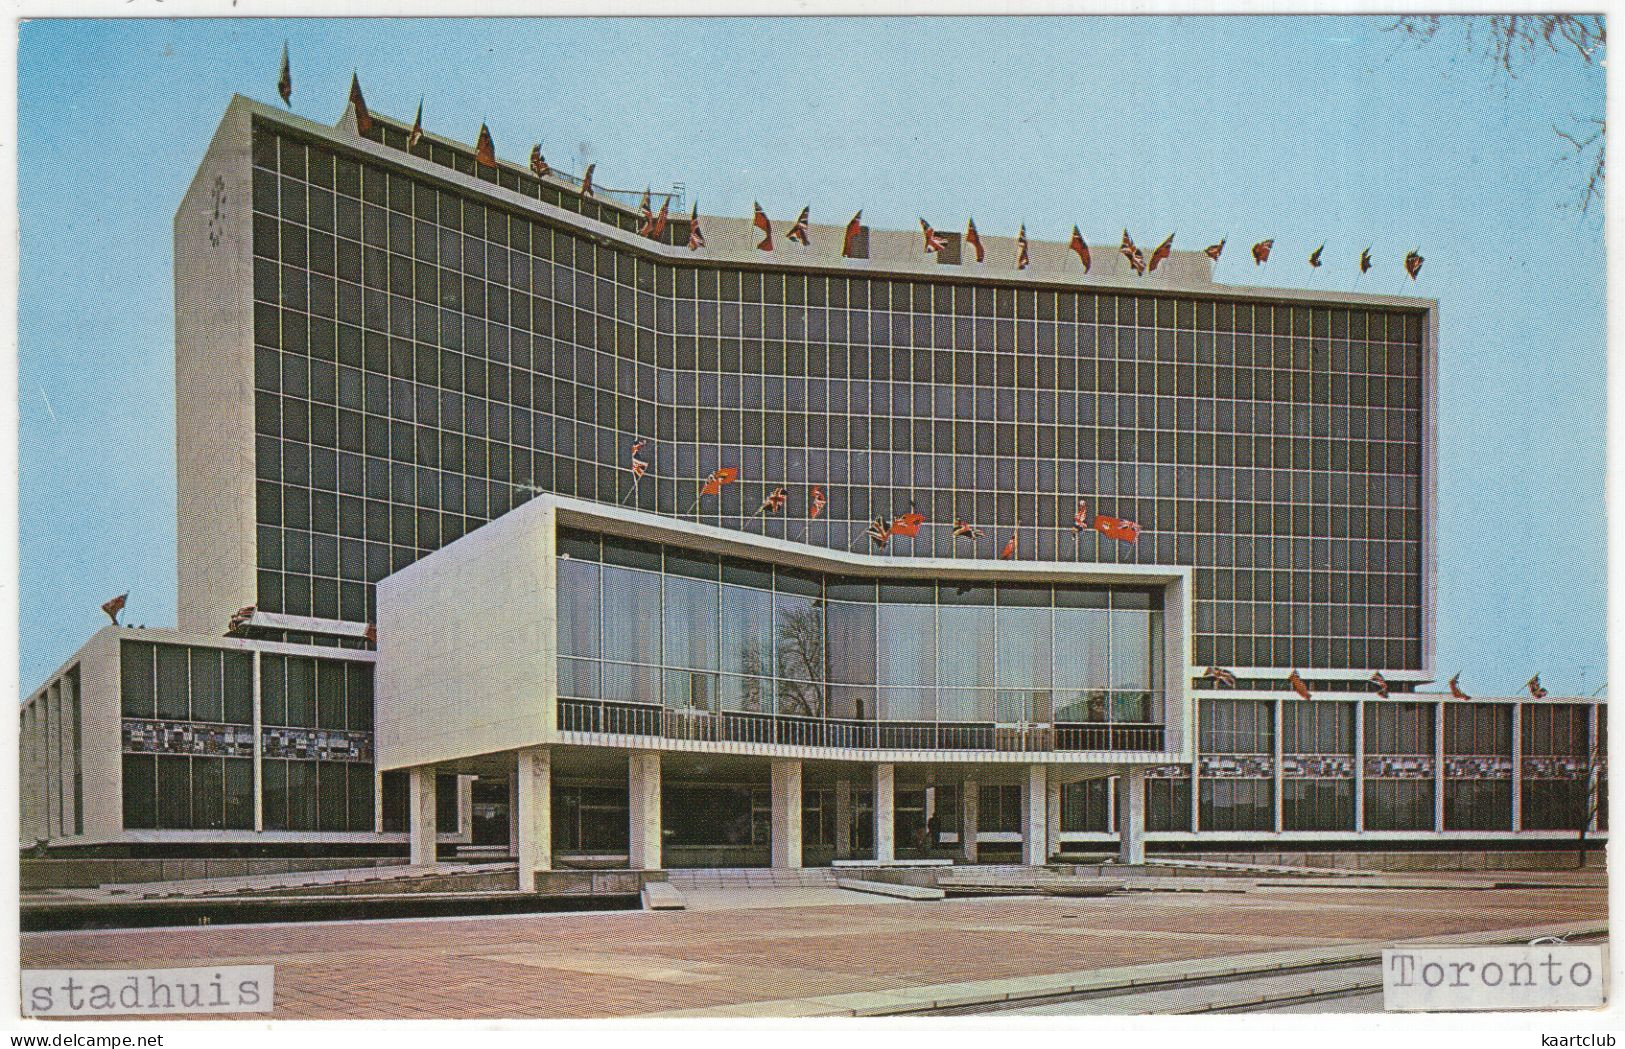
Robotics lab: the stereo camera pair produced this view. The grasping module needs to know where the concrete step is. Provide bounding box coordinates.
[834,878,945,901]
[642,881,687,910]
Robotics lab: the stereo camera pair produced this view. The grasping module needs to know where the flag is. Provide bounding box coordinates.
[629,440,650,479]
[999,535,1017,560]
[1071,498,1090,532]
[580,163,595,197]
[759,486,789,514]
[101,593,128,626]
[1404,249,1424,280]
[1287,670,1312,701]
[1148,233,1174,273]
[867,519,890,549]
[1309,243,1324,269]
[965,218,985,263]
[753,202,773,251]
[842,211,864,258]
[277,42,292,106]
[636,188,654,235]
[529,146,550,178]
[1204,239,1225,261]
[1203,666,1238,688]
[952,520,984,540]
[228,605,256,632]
[1015,225,1031,270]
[687,203,705,251]
[1120,230,1146,275]
[701,467,738,497]
[1092,514,1141,543]
[407,98,424,148]
[1527,674,1548,700]
[364,623,377,644]
[1448,673,1470,700]
[475,123,496,168]
[1371,671,1390,698]
[809,485,827,520]
[787,206,811,246]
[649,197,670,240]
[1068,226,1091,272]
[1360,246,1373,274]
[349,73,372,135]
[920,218,947,253]
[1252,239,1273,265]
[890,512,926,538]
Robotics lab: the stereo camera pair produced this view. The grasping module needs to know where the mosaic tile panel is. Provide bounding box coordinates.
[1522,756,1589,781]
[1198,755,1273,779]
[260,726,374,763]
[122,718,255,758]
[1282,754,1355,778]
[1444,755,1513,779]
[1364,754,1434,779]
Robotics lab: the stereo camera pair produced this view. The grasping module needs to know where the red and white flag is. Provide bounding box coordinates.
[952,520,983,540]
[687,203,705,251]
[965,218,985,262]
[1148,233,1174,273]
[408,98,424,148]
[629,440,650,479]
[349,73,373,135]
[1288,670,1312,701]
[890,512,926,538]
[1527,674,1548,699]
[1092,514,1141,543]
[701,467,738,497]
[530,145,550,178]
[867,519,890,549]
[636,188,654,235]
[999,535,1018,560]
[759,486,789,514]
[1204,666,1238,688]
[1404,249,1424,280]
[1251,238,1273,265]
[1071,498,1090,532]
[842,211,864,258]
[1069,226,1091,272]
[475,123,496,168]
[1371,671,1390,698]
[101,592,128,625]
[1015,225,1031,270]
[1448,673,1470,700]
[579,163,595,197]
[753,202,773,251]
[809,485,827,520]
[1204,239,1225,261]
[920,218,947,253]
[649,196,670,239]
[787,206,811,246]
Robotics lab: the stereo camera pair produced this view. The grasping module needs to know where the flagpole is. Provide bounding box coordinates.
[619,476,641,505]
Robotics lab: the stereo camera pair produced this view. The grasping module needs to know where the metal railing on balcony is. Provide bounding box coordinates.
[557,697,1165,753]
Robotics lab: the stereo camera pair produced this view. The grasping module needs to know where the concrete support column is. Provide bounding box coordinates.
[457,774,476,843]
[628,751,662,870]
[1116,767,1147,865]
[771,759,803,869]
[1021,764,1048,866]
[960,778,979,863]
[872,763,895,863]
[407,766,437,866]
[514,746,552,890]
[1046,773,1063,861]
[834,777,853,860]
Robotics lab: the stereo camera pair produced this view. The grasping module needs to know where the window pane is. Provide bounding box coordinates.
[938,606,994,687]
[191,756,225,830]
[156,645,190,720]
[189,649,223,722]
[878,605,935,686]
[286,657,316,727]
[224,651,254,725]
[996,607,1052,688]
[225,757,255,830]
[316,661,346,729]
[120,641,156,718]
[556,558,600,659]
[121,753,157,829]
[825,599,875,685]
[157,755,192,828]
[663,575,719,670]
[601,565,661,665]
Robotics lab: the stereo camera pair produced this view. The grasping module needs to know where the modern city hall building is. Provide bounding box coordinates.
[19,95,1608,885]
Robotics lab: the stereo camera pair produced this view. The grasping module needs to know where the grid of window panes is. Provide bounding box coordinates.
[1363,701,1435,830]
[248,117,1424,672]
[1197,699,1275,830]
[1281,700,1355,831]
[258,652,376,832]
[1443,704,1511,831]
[119,641,255,830]
[1521,703,1592,831]
[555,528,1163,727]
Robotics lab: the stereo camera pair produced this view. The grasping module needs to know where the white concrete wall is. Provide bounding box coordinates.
[175,97,260,634]
[375,498,557,769]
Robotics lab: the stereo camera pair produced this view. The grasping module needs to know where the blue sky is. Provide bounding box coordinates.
[17,16,1607,695]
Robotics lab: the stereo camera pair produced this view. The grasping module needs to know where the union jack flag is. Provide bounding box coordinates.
[753,202,773,251]
[965,218,985,263]
[952,520,983,540]
[101,593,128,625]
[759,486,788,514]
[867,519,890,548]
[1071,498,1090,532]
[920,218,947,253]
[809,485,827,519]
[688,203,705,251]
[1404,249,1424,280]
[1203,666,1238,688]
[629,440,650,479]
[1120,230,1146,275]
[787,206,811,246]
[530,145,550,178]
[637,188,654,234]
[1527,674,1548,699]
[1371,671,1390,698]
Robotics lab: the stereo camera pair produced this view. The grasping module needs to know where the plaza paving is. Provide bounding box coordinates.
[19,874,1607,1019]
